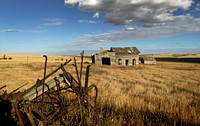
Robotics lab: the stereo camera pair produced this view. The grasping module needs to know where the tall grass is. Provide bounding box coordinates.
[0,61,200,125]
[88,63,200,125]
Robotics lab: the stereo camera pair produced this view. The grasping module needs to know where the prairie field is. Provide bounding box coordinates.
[0,54,200,125]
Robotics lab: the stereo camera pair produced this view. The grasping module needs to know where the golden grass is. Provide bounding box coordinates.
[140,53,200,58]
[0,54,91,63]
[0,54,200,125]
[89,62,200,125]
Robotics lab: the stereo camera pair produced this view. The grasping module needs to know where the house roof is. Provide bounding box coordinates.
[110,47,140,55]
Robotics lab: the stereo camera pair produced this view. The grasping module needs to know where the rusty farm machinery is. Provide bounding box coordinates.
[0,52,98,126]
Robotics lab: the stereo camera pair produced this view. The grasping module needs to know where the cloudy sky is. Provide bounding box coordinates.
[0,0,200,54]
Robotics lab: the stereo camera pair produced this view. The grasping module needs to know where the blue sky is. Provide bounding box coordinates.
[0,0,200,55]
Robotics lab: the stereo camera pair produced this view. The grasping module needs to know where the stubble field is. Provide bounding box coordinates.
[0,54,200,125]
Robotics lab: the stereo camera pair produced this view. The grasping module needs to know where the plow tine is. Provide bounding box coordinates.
[84,65,91,88]
[74,57,81,85]
[41,59,72,81]
[41,55,48,116]
[0,85,6,90]
[9,83,28,95]
[80,51,84,86]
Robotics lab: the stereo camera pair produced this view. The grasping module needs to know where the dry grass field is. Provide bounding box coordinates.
[140,53,200,58]
[90,62,200,125]
[0,54,200,125]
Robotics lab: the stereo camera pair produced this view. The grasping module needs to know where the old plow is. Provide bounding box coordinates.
[0,52,98,126]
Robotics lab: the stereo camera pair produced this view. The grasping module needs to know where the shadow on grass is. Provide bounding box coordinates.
[95,104,199,126]
[0,99,199,126]
[0,99,17,126]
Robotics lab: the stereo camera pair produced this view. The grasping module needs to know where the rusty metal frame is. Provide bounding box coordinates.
[9,52,98,126]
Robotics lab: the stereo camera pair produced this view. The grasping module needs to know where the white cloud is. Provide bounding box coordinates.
[65,0,193,25]
[64,0,79,6]
[64,16,200,47]
[79,20,96,24]
[63,0,200,49]
[41,18,65,26]
[93,12,99,18]
[0,29,18,32]
[125,27,135,31]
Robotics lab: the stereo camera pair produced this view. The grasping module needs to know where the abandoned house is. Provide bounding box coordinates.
[140,57,157,64]
[92,47,140,66]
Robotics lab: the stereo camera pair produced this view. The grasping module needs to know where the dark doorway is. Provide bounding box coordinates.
[125,59,129,66]
[92,55,95,63]
[102,58,111,65]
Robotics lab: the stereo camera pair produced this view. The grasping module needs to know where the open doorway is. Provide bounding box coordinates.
[125,59,129,66]
[92,55,95,63]
[102,58,111,65]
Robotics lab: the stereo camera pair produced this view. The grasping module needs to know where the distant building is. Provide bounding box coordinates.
[92,47,140,66]
[140,57,156,64]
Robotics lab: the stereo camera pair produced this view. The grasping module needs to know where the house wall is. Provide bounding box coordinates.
[93,54,101,65]
[93,52,140,66]
[144,60,156,64]
[140,58,157,64]
[115,54,139,66]
[94,52,116,65]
